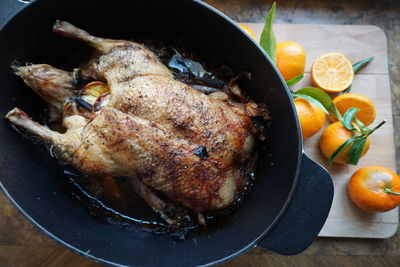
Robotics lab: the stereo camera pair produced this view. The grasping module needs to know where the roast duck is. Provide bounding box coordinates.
[6,21,266,225]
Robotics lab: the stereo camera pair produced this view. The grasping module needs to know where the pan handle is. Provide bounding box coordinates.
[0,0,33,30]
[257,153,333,255]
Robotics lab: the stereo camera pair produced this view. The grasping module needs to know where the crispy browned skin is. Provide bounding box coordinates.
[13,64,76,111]
[6,21,257,211]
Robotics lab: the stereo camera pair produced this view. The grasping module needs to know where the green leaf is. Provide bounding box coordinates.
[286,74,304,87]
[295,87,342,120]
[354,117,369,134]
[347,137,367,165]
[292,93,328,113]
[342,107,360,131]
[345,57,374,92]
[328,137,355,166]
[259,2,277,63]
[354,117,365,129]
[353,57,374,73]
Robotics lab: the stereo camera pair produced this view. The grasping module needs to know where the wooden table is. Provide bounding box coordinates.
[1,0,400,266]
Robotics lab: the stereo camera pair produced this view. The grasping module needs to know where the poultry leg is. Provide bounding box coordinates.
[6,108,58,141]
[6,107,87,162]
[53,20,172,80]
[13,64,76,111]
[6,108,200,222]
[130,178,180,225]
[53,20,132,53]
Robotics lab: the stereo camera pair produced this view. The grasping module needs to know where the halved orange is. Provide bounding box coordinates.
[311,53,354,93]
[328,93,376,126]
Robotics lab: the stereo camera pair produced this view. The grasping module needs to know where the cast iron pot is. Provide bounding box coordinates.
[0,0,334,266]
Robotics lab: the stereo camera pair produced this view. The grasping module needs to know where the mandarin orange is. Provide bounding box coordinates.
[276,41,306,81]
[348,166,400,212]
[319,121,370,164]
[328,93,376,126]
[294,98,326,139]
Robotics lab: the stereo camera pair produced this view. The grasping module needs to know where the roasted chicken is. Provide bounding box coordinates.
[6,21,263,224]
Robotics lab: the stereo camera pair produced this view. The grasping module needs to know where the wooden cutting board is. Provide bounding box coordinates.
[242,23,397,238]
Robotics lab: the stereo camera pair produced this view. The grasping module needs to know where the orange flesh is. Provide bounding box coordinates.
[328,93,376,126]
[311,53,354,92]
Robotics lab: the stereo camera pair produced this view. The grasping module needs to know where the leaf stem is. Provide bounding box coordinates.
[384,188,400,195]
[365,120,386,137]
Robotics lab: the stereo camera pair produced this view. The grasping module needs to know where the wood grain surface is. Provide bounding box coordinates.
[1,0,400,266]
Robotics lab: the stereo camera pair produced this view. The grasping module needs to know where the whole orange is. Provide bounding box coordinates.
[348,166,400,212]
[294,98,326,139]
[276,41,306,81]
[319,121,370,164]
[328,93,376,126]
